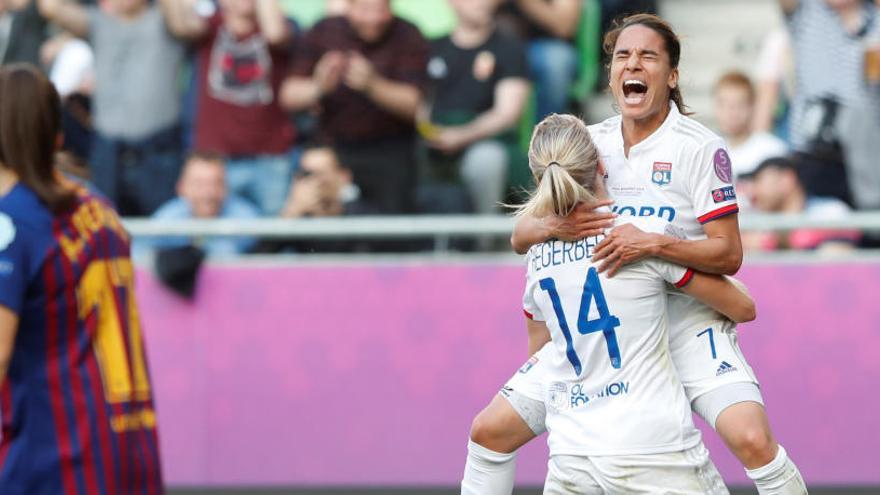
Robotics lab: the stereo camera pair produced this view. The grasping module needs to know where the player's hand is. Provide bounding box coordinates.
[545,200,616,241]
[593,223,661,277]
[426,126,472,154]
[314,51,346,96]
[343,51,376,92]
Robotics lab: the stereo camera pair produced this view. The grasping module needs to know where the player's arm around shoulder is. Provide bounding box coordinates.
[510,200,616,255]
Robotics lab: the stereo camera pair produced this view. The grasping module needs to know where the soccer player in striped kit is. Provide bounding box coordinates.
[0,64,163,494]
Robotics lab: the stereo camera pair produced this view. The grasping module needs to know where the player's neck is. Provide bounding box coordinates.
[0,168,18,197]
[621,107,669,157]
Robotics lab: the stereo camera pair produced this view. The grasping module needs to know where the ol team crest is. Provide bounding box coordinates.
[652,162,672,186]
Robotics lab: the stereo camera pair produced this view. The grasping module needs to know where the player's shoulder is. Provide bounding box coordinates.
[669,113,725,151]
[0,183,53,229]
[0,184,56,259]
[588,115,621,138]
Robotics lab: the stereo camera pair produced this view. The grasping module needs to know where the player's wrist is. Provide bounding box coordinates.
[650,233,673,256]
[540,215,559,241]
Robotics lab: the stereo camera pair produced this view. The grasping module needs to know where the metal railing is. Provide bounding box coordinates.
[123,212,880,252]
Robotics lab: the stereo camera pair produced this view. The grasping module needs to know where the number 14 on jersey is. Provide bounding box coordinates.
[539,267,622,376]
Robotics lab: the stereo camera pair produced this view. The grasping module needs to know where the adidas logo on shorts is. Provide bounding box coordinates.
[716,361,738,376]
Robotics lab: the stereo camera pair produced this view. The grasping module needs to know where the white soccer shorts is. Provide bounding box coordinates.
[543,442,729,494]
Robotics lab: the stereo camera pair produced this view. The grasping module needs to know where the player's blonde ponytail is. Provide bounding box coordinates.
[516,114,600,219]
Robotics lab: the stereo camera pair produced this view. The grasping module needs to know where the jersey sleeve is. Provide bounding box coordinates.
[495,32,528,81]
[289,19,326,76]
[690,137,740,225]
[0,213,28,315]
[522,249,545,321]
[387,22,429,87]
[644,258,694,289]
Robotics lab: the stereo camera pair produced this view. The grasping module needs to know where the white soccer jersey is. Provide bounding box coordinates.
[589,102,739,330]
[522,217,702,456]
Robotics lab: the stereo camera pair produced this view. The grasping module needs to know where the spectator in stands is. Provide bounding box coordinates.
[282,146,377,219]
[162,0,295,216]
[38,0,188,217]
[421,0,530,215]
[325,0,349,16]
[782,0,880,210]
[41,32,94,99]
[281,0,429,214]
[265,146,378,253]
[136,151,260,258]
[599,0,656,39]
[743,157,860,251]
[752,27,794,140]
[0,0,46,66]
[713,70,787,205]
[40,32,95,169]
[498,0,582,119]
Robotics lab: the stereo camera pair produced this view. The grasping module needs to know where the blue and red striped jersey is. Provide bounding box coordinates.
[0,182,163,495]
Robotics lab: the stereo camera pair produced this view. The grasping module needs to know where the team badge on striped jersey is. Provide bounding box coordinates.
[651,162,672,186]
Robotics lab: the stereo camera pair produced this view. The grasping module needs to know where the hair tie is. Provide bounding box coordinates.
[548,161,561,168]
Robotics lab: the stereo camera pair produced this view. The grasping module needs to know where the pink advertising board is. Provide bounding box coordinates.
[137,261,880,486]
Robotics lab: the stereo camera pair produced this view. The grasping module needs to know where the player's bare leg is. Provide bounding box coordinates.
[461,394,538,495]
[471,394,536,453]
[715,401,807,494]
[716,401,777,468]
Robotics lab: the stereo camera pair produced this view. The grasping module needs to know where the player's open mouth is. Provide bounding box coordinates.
[622,79,648,105]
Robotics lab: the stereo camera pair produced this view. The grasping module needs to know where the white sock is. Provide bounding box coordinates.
[745,445,808,495]
[461,438,517,495]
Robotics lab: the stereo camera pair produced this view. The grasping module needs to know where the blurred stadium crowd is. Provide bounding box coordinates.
[1,0,879,258]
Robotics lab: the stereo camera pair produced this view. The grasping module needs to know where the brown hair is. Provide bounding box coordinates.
[516,114,600,218]
[184,150,227,166]
[603,13,691,116]
[714,70,756,103]
[0,63,76,213]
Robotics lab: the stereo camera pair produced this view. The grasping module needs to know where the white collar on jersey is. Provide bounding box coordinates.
[619,100,681,155]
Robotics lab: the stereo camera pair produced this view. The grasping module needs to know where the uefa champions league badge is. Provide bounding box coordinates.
[0,213,15,252]
[713,149,733,183]
[651,162,672,186]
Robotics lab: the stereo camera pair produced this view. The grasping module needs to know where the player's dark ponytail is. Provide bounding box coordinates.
[0,63,76,214]
[603,13,693,116]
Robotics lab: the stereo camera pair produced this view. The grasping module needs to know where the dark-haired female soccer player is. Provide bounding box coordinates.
[0,64,163,494]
